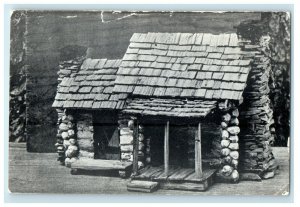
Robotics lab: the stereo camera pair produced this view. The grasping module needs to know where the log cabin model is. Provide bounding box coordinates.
[52,32,278,192]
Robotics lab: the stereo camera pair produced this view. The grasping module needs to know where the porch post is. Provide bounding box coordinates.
[195,122,203,178]
[164,121,170,175]
[132,118,139,176]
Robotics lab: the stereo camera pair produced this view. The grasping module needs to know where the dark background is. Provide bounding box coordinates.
[9,11,290,152]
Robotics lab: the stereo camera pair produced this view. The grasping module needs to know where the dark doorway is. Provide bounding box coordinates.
[144,124,165,166]
[93,111,120,160]
[169,125,194,168]
[145,123,195,168]
[144,122,219,168]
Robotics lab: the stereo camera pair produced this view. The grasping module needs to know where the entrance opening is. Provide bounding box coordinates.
[93,111,120,160]
[144,124,164,166]
[144,122,219,168]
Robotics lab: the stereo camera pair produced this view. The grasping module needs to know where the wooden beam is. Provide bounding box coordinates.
[195,122,203,178]
[164,121,170,176]
[132,119,139,175]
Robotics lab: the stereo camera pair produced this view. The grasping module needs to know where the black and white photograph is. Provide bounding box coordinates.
[7,8,291,197]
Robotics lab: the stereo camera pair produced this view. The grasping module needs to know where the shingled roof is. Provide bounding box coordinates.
[52,59,127,109]
[123,98,217,117]
[113,33,254,101]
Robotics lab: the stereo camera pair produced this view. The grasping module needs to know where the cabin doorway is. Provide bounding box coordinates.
[144,122,218,168]
[144,124,196,168]
[93,111,120,160]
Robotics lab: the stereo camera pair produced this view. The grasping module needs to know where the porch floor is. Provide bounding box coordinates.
[133,166,216,183]
[130,166,216,192]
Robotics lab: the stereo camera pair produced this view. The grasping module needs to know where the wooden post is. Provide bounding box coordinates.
[195,123,203,178]
[132,119,139,176]
[164,121,170,176]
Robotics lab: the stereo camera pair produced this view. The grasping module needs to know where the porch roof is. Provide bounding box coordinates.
[123,98,217,118]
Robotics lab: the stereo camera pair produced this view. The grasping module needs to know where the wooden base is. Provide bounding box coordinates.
[130,166,216,192]
[70,159,132,178]
[160,181,208,191]
[127,180,159,193]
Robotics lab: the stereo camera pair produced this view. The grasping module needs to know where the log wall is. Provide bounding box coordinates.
[216,108,240,182]
[76,113,94,159]
[55,110,79,165]
[119,116,145,169]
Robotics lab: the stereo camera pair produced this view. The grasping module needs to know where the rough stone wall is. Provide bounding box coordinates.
[237,12,291,146]
[267,13,291,146]
[9,11,27,143]
[238,36,277,179]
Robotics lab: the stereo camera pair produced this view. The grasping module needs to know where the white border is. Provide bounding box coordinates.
[1,0,298,206]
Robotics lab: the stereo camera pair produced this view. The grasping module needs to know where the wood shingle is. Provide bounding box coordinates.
[53,59,126,109]
[54,32,257,117]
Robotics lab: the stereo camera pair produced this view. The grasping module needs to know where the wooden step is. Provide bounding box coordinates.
[70,159,132,178]
[127,180,159,193]
[160,181,208,191]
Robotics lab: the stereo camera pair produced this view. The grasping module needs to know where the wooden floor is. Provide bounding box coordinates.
[8,143,290,195]
[134,166,216,183]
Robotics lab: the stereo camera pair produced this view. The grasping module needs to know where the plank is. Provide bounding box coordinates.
[150,167,165,179]
[9,142,27,148]
[71,159,132,171]
[127,180,159,189]
[168,168,194,181]
[154,166,180,181]
[135,166,163,179]
[160,181,208,191]
[127,186,158,193]
[184,169,216,183]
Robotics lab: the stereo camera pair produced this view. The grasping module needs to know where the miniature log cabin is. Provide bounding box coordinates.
[52,33,278,192]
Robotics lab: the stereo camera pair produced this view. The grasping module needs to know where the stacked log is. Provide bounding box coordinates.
[119,118,145,169]
[239,36,278,179]
[55,110,78,165]
[76,113,94,159]
[119,119,134,162]
[217,108,240,183]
